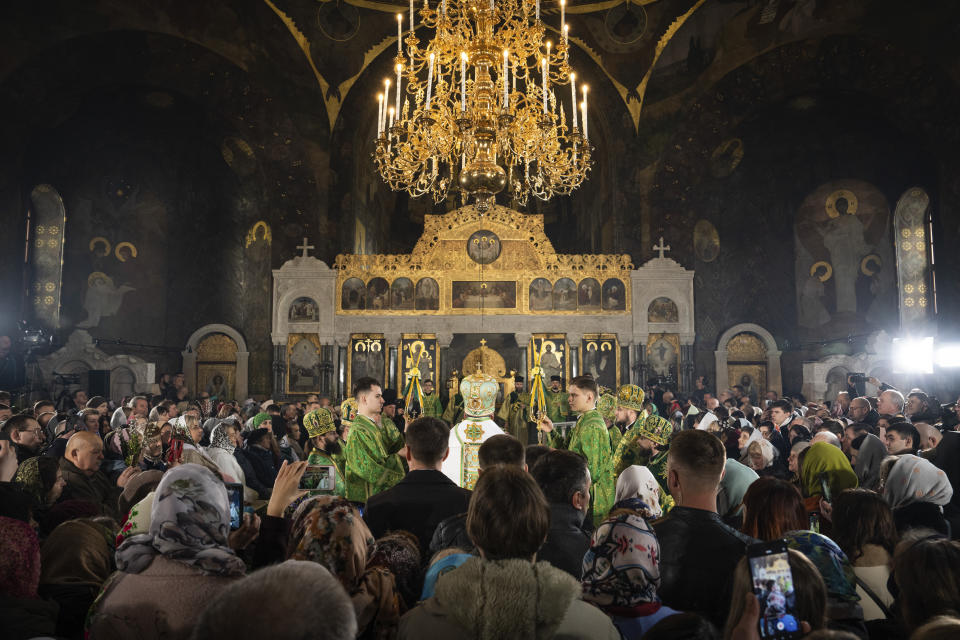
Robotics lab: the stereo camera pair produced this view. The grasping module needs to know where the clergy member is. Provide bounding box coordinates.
[304,407,346,497]
[420,379,444,419]
[596,390,621,450]
[612,384,674,505]
[441,368,505,490]
[538,375,615,526]
[343,377,405,502]
[544,375,571,422]
[499,375,536,445]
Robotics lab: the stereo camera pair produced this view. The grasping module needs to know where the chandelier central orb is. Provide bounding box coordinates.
[373,0,593,212]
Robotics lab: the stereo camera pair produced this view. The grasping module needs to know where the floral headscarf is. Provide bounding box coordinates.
[141,422,164,464]
[116,491,154,548]
[0,516,41,599]
[14,456,50,504]
[582,511,662,615]
[115,464,245,576]
[614,466,663,519]
[289,496,402,636]
[171,415,197,446]
[289,495,373,589]
[784,530,859,603]
[883,454,953,509]
[208,422,236,455]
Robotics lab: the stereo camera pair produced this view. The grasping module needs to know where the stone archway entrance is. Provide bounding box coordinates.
[715,323,782,398]
[183,324,249,401]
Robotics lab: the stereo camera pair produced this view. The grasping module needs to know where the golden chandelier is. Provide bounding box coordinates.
[373,0,593,211]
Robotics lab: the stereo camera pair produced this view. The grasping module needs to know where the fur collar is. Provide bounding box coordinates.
[434,557,581,639]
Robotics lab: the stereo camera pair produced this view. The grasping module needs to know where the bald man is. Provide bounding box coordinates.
[811,431,841,448]
[60,431,138,519]
[914,422,943,452]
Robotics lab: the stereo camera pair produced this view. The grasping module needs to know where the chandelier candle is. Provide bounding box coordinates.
[502,50,509,109]
[426,53,435,109]
[581,84,588,140]
[397,14,403,55]
[395,64,403,118]
[570,72,577,130]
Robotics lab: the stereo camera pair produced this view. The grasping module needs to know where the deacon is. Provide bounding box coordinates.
[442,373,464,426]
[380,389,406,449]
[343,377,405,502]
[441,367,506,489]
[304,407,346,497]
[420,379,444,419]
[544,375,571,422]
[538,375,615,526]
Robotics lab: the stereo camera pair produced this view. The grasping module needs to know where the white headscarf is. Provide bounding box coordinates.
[110,406,128,430]
[696,412,718,431]
[614,466,663,519]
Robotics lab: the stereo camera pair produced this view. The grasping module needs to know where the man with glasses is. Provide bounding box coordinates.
[3,413,45,463]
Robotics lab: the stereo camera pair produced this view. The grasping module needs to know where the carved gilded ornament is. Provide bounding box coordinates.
[725,332,767,362]
[197,333,239,362]
[334,206,632,315]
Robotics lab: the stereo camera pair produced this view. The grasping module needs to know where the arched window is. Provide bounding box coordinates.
[893,188,935,329]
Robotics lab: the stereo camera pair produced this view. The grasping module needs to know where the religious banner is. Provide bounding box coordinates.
[286,334,322,395]
[29,185,67,330]
[348,334,387,391]
[528,334,568,384]
[581,334,620,390]
[397,335,437,390]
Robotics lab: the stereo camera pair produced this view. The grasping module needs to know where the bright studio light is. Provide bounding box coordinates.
[892,337,934,374]
[937,344,960,368]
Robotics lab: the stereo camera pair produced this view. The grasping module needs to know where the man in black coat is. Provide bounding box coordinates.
[529,449,591,579]
[363,417,471,558]
[653,429,757,630]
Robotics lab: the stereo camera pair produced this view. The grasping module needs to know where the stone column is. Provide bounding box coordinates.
[320,344,334,397]
[268,345,281,400]
[680,344,695,393]
[337,345,347,400]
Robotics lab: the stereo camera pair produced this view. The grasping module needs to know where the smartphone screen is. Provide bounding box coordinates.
[225,482,243,530]
[747,540,803,639]
[299,465,335,493]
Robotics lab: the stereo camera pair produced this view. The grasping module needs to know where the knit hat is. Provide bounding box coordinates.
[250,412,271,430]
[617,384,646,412]
[304,408,336,439]
[637,415,673,447]
[596,393,617,422]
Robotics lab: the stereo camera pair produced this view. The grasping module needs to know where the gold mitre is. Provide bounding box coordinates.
[460,361,499,418]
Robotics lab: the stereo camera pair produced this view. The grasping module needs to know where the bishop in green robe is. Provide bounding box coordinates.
[302,408,346,498]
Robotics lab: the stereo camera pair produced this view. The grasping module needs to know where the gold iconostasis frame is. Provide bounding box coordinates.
[527,334,571,383]
[333,205,633,316]
[580,334,621,390]
[397,334,438,390]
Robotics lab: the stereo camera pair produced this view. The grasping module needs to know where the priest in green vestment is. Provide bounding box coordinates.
[544,375,571,422]
[379,389,406,455]
[420,379,444,419]
[538,375,615,527]
[612,384,674,503]
[343,377,406,503]
[596,390,621,450]
[498,375,536,445]
[303,407,346,497]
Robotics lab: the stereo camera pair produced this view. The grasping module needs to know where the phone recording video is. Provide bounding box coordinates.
[299,464,335,493]
[225,482,243,530]
[747,540,803,639]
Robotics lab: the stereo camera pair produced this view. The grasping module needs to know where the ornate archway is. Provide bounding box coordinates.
[714,323,782,397]
[182,324,249,401]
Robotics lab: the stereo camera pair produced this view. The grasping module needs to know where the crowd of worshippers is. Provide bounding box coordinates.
[1,372,960,640]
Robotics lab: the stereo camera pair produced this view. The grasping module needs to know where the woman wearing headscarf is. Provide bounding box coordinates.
[738,425,763,462]
[800,442,859,515]
[881,454,953,537]
[116,469,163,522]
[289,494,403,639]
[205,421,256,500]
[615,465,665,520]
[168,414,221,476]
[14,455,66,512]
[581,509,682,638]
[86,464,247,640]
[136,422,167,472]
[716,458,759,529]
[39,518,115,639]
[0,516,59,639]
[849,432,885,491]
[745,439,783,478]
[784,530,867,639]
